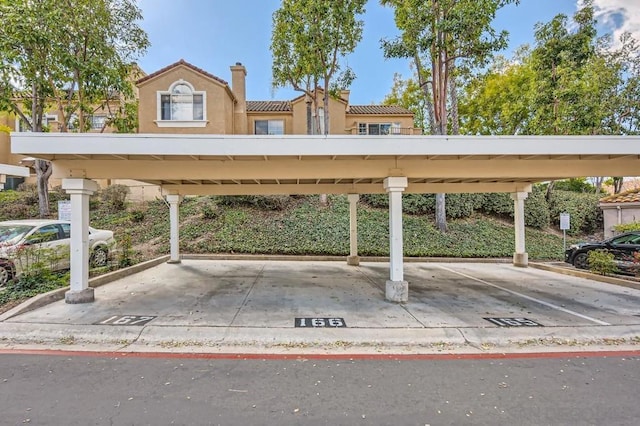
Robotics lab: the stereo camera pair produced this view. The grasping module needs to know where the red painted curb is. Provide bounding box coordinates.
[1,349,638,360]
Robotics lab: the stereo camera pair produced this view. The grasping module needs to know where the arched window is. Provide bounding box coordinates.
[157,81,205,124]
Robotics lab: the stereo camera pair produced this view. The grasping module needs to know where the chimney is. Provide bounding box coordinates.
[230,62,247,108]
[230,62,247,133]
[340,90,350,103]
[341,89,350,112]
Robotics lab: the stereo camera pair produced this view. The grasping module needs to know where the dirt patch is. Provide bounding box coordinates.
[0,297,27,315]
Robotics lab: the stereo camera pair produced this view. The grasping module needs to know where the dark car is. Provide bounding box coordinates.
[564,231,640,273]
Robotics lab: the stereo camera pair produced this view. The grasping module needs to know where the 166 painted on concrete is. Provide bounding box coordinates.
[295,318,347,328]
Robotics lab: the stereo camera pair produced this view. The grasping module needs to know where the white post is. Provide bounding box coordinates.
[62,178,98,303]
[347,193,360,266]
[511,191,529,267]
[384,176,408,302]
[166,194,182,264]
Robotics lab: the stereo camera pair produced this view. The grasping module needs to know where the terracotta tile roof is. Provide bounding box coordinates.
[247,101,292,112]
[600,187,640,203]
[136,59,229,86]
[348,105,413,115]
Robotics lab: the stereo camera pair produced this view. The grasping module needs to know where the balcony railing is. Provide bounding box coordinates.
[351,127,423,136]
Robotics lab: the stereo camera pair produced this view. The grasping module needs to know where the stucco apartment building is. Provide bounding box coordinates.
[1,59,419,196]
[136,59,418,136]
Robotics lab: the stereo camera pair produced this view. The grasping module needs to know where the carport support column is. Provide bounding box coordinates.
[166,194,182,264]
[511,191,529,267]
[62,178,98,304]
[347,194,360,266]
[384,177,408,302]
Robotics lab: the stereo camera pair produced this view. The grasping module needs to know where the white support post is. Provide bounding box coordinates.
[347,193,360,266]
[511,191,529,267]
[384,176,408,302]
[166,194,182,264]
[62,178,98,303]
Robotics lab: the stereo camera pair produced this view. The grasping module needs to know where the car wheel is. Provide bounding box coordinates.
[0,261,14,288]
[573,252,589,270]
[91,246,108,267]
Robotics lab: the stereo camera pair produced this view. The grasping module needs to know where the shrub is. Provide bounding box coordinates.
[550,178,596,193]
[99,184,130,212]
[118,233,135,267]
[587,249,617,275]
[215,195,290,211]
[548,190,602,235]
[17,182,39,205]
[129,209,145,223]
[49,185,67,202]
[361,194,388,209]
[479,193,514,217]
[402,194,433,215]
[0,203,30,221]
[446,193,483,219]
[201,202,221,219]
[613,222,640,233]
[524,187,551,229]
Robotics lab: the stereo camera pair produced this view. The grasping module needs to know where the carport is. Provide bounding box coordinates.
[11,134,640,304]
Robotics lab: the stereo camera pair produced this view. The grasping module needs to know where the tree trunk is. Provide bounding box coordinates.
[545,180,555,201]
[35,159,52,218]
[306,95,312,135]
[435,193,447,232]
[613,177,624,194]
[319,88,330,206]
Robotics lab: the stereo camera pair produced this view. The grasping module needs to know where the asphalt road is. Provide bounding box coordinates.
[1,352,639,425]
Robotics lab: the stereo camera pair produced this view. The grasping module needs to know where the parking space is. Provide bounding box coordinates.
[7,259,640,332]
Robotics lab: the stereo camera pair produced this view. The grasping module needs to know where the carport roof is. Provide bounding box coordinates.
[11,133,640,196]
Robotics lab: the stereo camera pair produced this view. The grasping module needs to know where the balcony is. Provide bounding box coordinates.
[351,125,423,136]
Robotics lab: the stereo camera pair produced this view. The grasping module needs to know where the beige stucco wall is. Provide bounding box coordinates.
[290,95,348,134]
[247,113,293,134]
[137,65,235,134]
[601,203,640,238]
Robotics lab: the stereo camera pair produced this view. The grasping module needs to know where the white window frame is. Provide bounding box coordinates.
[254,119,285,135]
[358,122,402,135]
[155,79,207,128]
[89,114,110,130]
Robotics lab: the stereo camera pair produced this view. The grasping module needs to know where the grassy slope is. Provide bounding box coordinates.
[88,194,569,261]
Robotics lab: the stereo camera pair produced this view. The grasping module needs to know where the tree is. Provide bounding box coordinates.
[459,1,640,194]
[383,72,433,132]
[271,0,366,135]
[381,0,518,232]
[0,0,149,217]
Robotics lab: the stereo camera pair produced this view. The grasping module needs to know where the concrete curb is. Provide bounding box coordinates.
[530,262,640,291]
[0,255,170,321]
[182,254,513,263]
[1,323,638,353]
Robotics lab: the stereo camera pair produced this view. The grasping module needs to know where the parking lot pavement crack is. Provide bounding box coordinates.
[456,328,483,350]
[400,304,427,328]
[223,263,266,341]
[115,324,148,351]
[355,266,385,294]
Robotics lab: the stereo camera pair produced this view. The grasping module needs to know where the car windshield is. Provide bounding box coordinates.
[0,225,34,245]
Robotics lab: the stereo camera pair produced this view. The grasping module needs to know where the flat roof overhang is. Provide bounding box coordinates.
[11,133,640,195]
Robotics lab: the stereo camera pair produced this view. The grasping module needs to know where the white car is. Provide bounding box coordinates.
[0,219,115,287]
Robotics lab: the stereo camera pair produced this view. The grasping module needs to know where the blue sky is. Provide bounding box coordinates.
[136,0,635,105]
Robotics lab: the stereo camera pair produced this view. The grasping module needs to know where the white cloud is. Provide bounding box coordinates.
[579,0,640,47]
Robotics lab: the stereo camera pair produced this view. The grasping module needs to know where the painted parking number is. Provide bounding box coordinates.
[483,317,543,327]
[97,315,156,326]
[295,318,346,328]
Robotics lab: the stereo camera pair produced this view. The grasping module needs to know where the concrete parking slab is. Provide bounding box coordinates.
[1,259,639,354]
